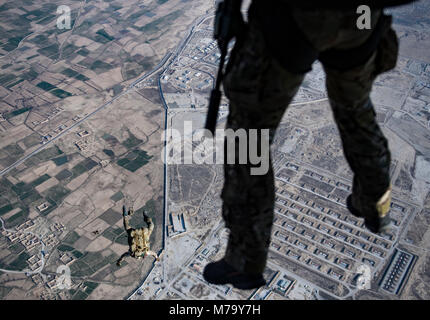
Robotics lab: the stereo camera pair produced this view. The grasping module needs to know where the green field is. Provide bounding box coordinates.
[2,36,27,52]
[6,78,24,89]
[102,226,126,242]
[61,68,89,81]
[37,43,59,59]
[103,149,115,158]
[70,158,98,177]
[63,231,80,245]
[20,191,42,206]
[90,60,114,74]
[72,290,89,300]
[70,260,93,277]
[30,174,50,187]
[71,163,87,176]
[129,8,152,21]
[9,242,25,255]
[0,73,15,85]
[72,250,84,259]
[137,10,182,34]
[83,281,99,295]
[69,251,118,278]
[77,48,90,56]
[35,146,63,161]
[6,211,28,228]
[36,81,72,98]
[102,133,119,146]
[62,44,80,58]
[8,252,30,270]
[58,244,75,252]
[95,29,115,43]
[37,81,56,91]
[52,155,69,166]
[117,149,152,172]
[22,133,41,148]
[23,145,63,169]
[43,185,71,204]
[11,181,32,196]
[0,204,13,216]
[122,130,143,149]
[110,191,124,202]
[123,62,144,80]
[55,169,73,181]
[5,107,32,119]
[3,144,25,157]
[51,88,73,99]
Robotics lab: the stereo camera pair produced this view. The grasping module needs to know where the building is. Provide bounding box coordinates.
[77,130,90,138]
[167,213,187,237]
[37,202,50,212]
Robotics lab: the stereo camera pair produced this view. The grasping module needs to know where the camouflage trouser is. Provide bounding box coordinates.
[221,8,395,274]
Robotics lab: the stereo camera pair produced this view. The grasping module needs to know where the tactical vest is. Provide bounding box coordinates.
[130,228,150,258]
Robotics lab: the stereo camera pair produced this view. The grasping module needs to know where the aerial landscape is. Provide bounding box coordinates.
[0,0,429,300]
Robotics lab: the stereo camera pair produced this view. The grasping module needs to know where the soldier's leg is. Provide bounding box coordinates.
[116,252,131,266]
[122,205,132,232]
[143,211,154,236]
[123,215,131,232]
[219,22,305,275]
[323,52,392,233]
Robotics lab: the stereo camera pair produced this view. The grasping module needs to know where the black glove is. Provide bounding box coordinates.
[214,0,245,49]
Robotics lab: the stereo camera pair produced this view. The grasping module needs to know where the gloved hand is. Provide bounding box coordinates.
[143,212,152,224]
[214,0,245,49]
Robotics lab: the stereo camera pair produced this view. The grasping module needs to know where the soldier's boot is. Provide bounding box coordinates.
[346,187,392,234]
[155,251,164,262]
[203,259,266,290]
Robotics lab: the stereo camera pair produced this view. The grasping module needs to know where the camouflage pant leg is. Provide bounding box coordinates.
[123,215,131,232]
[323,47,392,217]
[221,22,305,274]
[117,250,131,265]
[293,7,394,216]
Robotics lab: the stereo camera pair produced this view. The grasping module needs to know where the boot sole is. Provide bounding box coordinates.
[204,277,266,290]
[203,272,266,290]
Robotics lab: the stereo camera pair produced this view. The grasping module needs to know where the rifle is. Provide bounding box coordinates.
[204,0,243,136]
[204,44,227,136]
